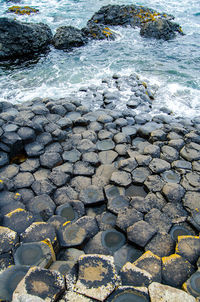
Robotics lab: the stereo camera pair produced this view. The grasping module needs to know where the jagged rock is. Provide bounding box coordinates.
[75,254,119,301]
[0,18,52,60]
[127,220,157,247]
[106,286,149,302]
[149,282,196,302]
[162,183,185,203]
[175,235,200,264]
[145,232,175,257]
[183,270,200,298]
[116,207,143,232]
[120,262,153,287]
[53,26,87,50]
[0,226,18,254]
[145,208,172,233]
[82,22,117,40]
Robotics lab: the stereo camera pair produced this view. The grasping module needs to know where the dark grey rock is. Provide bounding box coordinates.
[48,170,69,187]
[20,158,40,173]
[71,176,92,192]
[161,145,179,162]
[0,226,18,254]
[2,123,18,132]
[32,105,49,115]
[31,179,55,196]
[183,191,200,213]
[74,161,95,176]
[0,151,9,167]
[131,167,151,184]
[77,139,96,152]
[3,209,34,234]
[162,183,185,203]
[40,152,62,168]
[97,139,115,151]
[122,126,137,137]
[26,194,56,221]
[118,158,138,172]
[79,185,104,205]
[176,235,200,264]
[180,142,200,161]
[75,216,99,239]
[145,232,175,257]
[0,164,19,179]
[45,142,63,154]
[0,18,52,60]
[82,152,99,165]
[120,262,153,287]
[107,195,129,214]
[58,222,86,247]
[96,211,117,231]
[149,158,170,173]
[14,172,34,189]
[111,171,132,186]
[145,208,172,233]
[144,175,165,192]
[116,207,143,232]
[127,220,157,247]
[138,122,161,137]
[25,142,44,157]
[143,144,160,157]
[62,149,81,162]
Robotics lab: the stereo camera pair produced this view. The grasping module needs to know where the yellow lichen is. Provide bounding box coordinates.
[6,208,26,218]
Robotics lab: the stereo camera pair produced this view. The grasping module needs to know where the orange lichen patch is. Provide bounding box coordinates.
[7,6,39,15]
[62,221,71,227]
[162,254,182,265]
[41,238,56,261]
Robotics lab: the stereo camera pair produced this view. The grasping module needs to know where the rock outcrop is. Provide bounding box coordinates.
[53,26,87,50]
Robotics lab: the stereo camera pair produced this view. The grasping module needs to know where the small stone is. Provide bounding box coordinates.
[13,266,65,301]
[26,195,56,221]
[162,203,188,220]
[106,286,149,302]
[3,209,34,234]
[25,142,44,157]
[14,240,56,268]
[127,220,157,247]
[131,167,151,184]
[149,158,170,173]
[162,183,185,203]
[113,133,127,144]
[79,185,104,205]
[116,207,143,232]
[162,254,195,288]
[74,161,94,176]
[96,211,117,231]
[0,151,9,167]
[58,222,86,247]
[31,179,55,196]
[149,282,196,302]
[145,208,172,233]
[40,152,62,169]
[99,150,118,164]
[97,139,115,151]
[144,175,164,192]
[120,262,153,287]
[183,191,200,213]
[111,171,132,187]
[176,235,200,264]
[62,149,81,162]
[14,172,34,189]
[145,232,175,257]
[104,184,125,199]
[107,195,129,214]
[75,254,119,301]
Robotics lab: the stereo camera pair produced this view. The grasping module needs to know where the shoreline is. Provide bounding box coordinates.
[0,73,200,301]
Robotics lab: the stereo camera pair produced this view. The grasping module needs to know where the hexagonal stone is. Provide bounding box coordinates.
[84,229,126,256]
[144,175,165,192]
[76,216,99,239]
[0,164,19,179]
[17,127,35,142]
[48,170,69,187]
[13,172,34,189]
[56,201,85,222]
[26,195,56,221]
[120,262,153,287]
[3,209,34,234]
[20,158,40,173]
[79,185,104,205]
[25,142,44,157]
[183,191,200,213]
[149,282,196,302]
[106,286,149,302]
[116,207,143,232]
[162,183,185,203]
[183,270,200,298]
[149,158,170,173]
[104,185,125,200]
[111,171,132,187]
[143,144,160,158]
[71,176,91,192]
[40,152,62,169]
[58,222,86,248]
[99,150,118,164]
[0,226,18,254]
[77,139,96,152]
[92,164,117,187]
[176,235,200,264]
[107,195,129,214]
[114,244,143,272]
[161,145,179,163]
[127,220,157,247]
[0,265,29,301]
[133,251,162,282]
[162,254,195,288]
[118,158,138,172]
[145,232,175,257]
[161,170,181,184]
[180,142,200,161]
[31,180,56,196]
[36,132,52,146]
[131,167,151,184]
[82,152,99,165]
[13,266,65,301]
[75,254,119,301]
[97,139,115,151]
[145,209,172,233]
[62,149,81,162]
[122,126,137,137]
[14,240,56,268]
[170,225,194,242]
[74,161,94,176]
[20,222,57,249]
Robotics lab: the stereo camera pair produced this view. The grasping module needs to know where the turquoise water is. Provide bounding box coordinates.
[0,0,199,117]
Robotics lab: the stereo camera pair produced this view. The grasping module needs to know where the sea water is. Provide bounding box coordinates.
[0,0,199,118]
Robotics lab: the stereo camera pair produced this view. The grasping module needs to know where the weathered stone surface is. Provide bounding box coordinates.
[0,151,9,167]
[77,139,96,152]
[3,209,34,234]
[176,235,200,264]
[118,158,138,172]
[131,167,151,184]
[25,142,44,157]
[149,158,170,173]
[99,150,118,164]
[13,266,65,301]
[96,139,115,151]
[116,207,143,232]
[106,286,149,302]
[149,282,196,302]
[145,232,174,257]
[107,195,129,214]
[114,244,143,272]
[161,169,181,183]
[13,294,45,302]
[40,152,62,169]
[96,211,117,231]
[58,222,86,247]
[14,172,34,189]
[120,262,152,287]
[31,179,55,196]
[162,254,195,288]
[144,175,164,192]
[48,170,69,187]
[183,270,200,298]
[26,195,56,221]
[75,254,119,301]
[145,208,172,233]
[162,183,185,203]
[20,158,40,173]
[62,149,81,162]
[181,142,200,161]
[110,171,132,186]
[79,185,104,205]
[14,240,56,268]
[82,152,99,165]
[183,191,200,213]
[133,251,162,282]
[127,220,157,247]
[0,18,52,60]
[53,26,87,50]
[0,226,18,254]
[0,164,19,179]
[17,127,35,142]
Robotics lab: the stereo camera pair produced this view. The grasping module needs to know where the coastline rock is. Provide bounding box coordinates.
[0,18,52,61]
[53,26,87,50]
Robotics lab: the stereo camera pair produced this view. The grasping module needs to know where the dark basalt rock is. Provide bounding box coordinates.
[183,270,200,298]
[0,226,18,254]
[176,235,200,264]
[145,232,175,257]
[0,18,52,61]
[53,26,87,50]
[3,209,34,234]
[58,222,86,248]
[120,262,153,287]
[114,244,143,272]
[82,22,117,41]
[127,220,157,247]
[170,225,192,242]
[26,194,56,221]
[106,286,149,302]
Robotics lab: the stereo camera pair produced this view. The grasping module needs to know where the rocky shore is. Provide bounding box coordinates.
[0,73,200,301]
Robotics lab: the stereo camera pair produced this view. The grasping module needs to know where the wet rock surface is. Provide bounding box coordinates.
[0,73,199,301]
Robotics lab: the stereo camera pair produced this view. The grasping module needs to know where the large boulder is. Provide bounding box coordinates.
[53,26,87,50]
[0,18,52,60]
